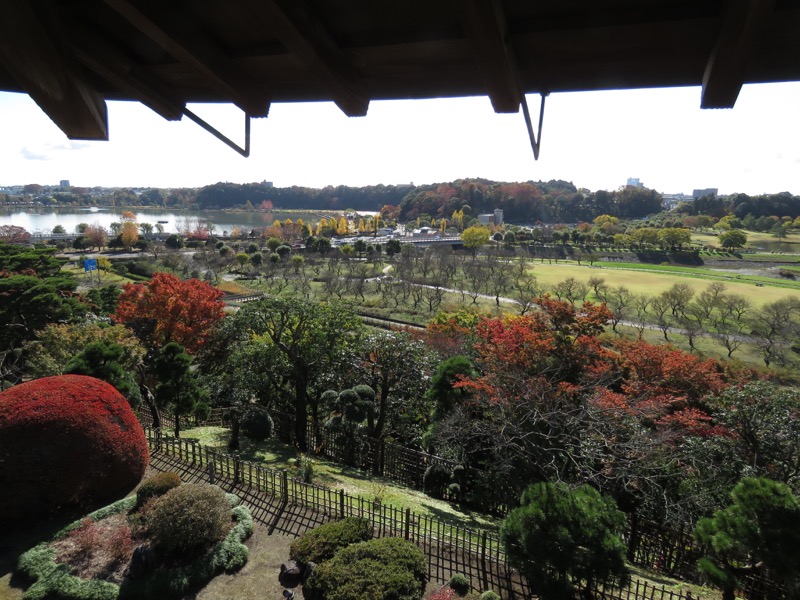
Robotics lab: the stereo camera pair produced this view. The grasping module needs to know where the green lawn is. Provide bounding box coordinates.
[175,425,501,533]
[526,261,800,307]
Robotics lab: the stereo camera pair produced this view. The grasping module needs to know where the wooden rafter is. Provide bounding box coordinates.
[102,0,269,117]
[242,0,369,117]
[0,3,108,140]
[701,0,777,108]
[65,22,185,122]
[455,0,521,113]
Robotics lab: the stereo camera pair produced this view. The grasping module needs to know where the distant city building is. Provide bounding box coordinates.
[662,193,693,210]
[692,188,718,199]
[477,209,504,225]
[59,180,70,188]
[262,181,273,187]
[626,177,643,188]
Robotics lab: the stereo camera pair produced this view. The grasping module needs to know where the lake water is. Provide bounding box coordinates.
[0,207,289,236]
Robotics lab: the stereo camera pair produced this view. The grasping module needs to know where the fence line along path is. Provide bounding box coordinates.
[145,429,711,600]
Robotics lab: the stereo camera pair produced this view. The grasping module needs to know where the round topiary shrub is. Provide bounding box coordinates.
[0,375,149,524]
[289,517,372,566]
[449,573,470,596]
[241,408,274,442]
[479,591,500,600]
[423,463,451,498]
[136,472,181,509]
[146,484,232,557]
[305,537,427,600]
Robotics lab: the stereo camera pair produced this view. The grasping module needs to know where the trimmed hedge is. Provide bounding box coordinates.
[289,517,372,566]
[0,375,149,524]
[305,537,427,600]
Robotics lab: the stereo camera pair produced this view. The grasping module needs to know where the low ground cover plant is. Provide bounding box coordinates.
[16,477,253,600]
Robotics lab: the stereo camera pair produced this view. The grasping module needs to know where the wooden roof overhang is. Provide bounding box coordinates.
[1,0,799,154]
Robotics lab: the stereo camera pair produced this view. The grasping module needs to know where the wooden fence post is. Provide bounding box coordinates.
[339,488,345,519]
[404,507,411,540]
[208,460,215,485]
[282,470,289,503]
[233,453,240,485]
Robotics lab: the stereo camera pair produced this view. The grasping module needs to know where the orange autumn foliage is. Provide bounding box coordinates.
[113,272,225,353]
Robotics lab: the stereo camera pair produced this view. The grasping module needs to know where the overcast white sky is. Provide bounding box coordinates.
[1,82,799,196]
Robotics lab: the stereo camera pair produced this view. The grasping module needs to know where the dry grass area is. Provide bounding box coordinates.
[51,513,134,585]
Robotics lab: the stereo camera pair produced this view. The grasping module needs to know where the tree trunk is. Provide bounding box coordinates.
[228,416,241,451]
[174,407,181,438]
[140,383,161,429]
[295,374,308,451]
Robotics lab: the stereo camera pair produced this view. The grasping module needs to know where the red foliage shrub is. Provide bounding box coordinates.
[0,375,149,524]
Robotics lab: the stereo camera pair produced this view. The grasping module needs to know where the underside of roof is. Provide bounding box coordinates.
[1,0,799,144]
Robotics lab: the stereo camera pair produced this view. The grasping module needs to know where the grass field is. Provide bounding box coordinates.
[526,261,800,307]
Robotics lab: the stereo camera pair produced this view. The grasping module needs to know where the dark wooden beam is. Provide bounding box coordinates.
[0,3,108,139]
[65,21,185,122]
[455,0,521,113]
[701,0,777,108]
[242,0,369,117]
[102,0,269,117]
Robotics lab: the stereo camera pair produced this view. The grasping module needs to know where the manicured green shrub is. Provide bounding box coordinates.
[135,472,181,509]
[305,537,427,600]
[289,517,372,566]
[479,591,501,600]
[241,408,274,441]
[423,463,451,498]
[449,573,470,596]
[146,484,231,557]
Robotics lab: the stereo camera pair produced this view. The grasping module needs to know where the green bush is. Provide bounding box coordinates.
[305,537,427,600]
[146,484,231,557]
[449,574,470,596]
[480,591,501,600]
[423,463,451,498]
[135,472,181,509]
[241,408,274,442]
[289,517,372,566]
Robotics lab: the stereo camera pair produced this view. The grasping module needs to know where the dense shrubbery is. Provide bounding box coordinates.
[289,517,372,566]
[146,484,232,557]
[305,537,427,600]
[135,472,181,509]
[0,375,148,524]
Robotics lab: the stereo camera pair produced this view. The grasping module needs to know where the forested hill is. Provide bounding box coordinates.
[396,179,663,223]
[193,178,664,223]
[194,182,414,212]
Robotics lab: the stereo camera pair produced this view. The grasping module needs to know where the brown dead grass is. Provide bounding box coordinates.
[50,513,136,585]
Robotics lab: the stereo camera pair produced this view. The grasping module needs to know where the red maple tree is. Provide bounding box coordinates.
[113,272,225,353]
[593,340,728,435]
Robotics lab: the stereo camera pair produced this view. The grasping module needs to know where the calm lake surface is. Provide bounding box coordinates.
[0,207,292,236]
